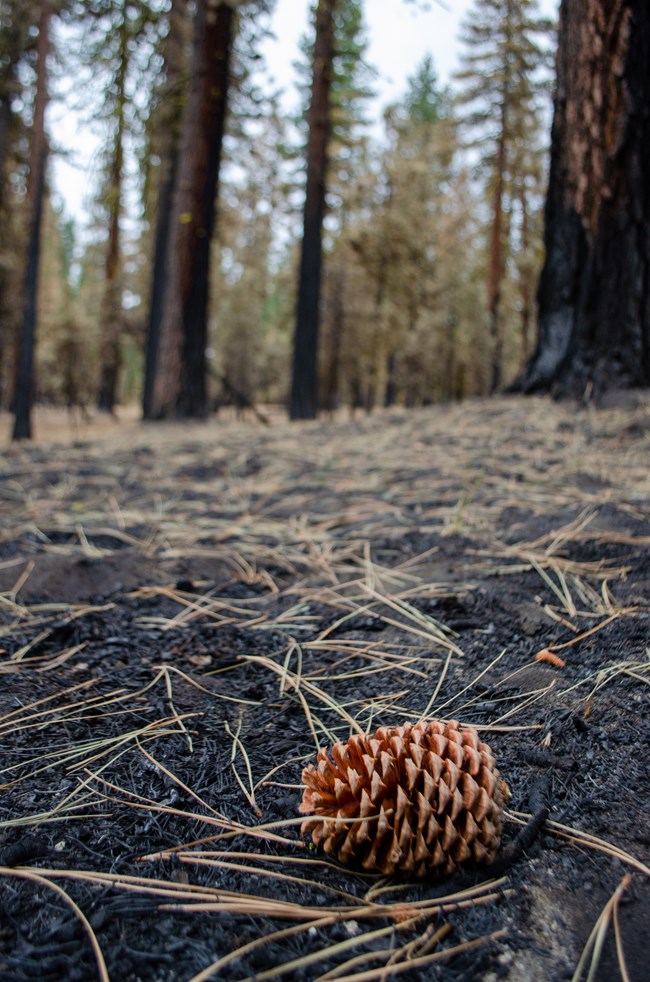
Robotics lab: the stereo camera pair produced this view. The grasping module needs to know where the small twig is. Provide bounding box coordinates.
[491,776,549,875]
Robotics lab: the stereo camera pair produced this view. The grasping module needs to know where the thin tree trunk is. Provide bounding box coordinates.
[96,9,128,413]
[0,96,10,408]
[487,112,507,394]
[96,131,124,413]
[515,0,650,396]
[0,98,10,211]
[289,0,335,421]
[321,263,344,412]
[12,1,50,441]
[142,0,188,420]
[518,184,532,368]
[150,0,234,419]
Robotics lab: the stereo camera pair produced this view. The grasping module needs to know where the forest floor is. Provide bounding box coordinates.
[0,395,649,982]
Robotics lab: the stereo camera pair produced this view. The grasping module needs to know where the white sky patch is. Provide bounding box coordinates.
[51,0,559,221]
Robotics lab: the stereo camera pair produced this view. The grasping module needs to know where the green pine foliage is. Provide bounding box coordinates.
[320,54,487,410]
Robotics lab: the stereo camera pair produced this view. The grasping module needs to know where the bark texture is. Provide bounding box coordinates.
[487,121,507,393]
[150,0,233,419]
[289,0,335,421]
[517,0,650,396]
[96,17,128,414]
[142,0,188,420]
[12,2,50,441]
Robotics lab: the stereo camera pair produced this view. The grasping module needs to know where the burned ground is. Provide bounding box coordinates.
[0,396,648,981]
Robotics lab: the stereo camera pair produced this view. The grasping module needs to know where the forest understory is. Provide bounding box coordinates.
[0,395,649,982]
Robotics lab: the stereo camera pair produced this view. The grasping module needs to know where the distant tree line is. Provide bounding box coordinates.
[1,0,648,439]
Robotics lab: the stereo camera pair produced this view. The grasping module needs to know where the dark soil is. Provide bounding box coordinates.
[0,397,648,982]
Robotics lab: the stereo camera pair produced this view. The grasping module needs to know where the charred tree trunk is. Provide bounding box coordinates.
[12,2,50,441]
[96,10,128,413]
[150,0,233,419]
[142,0,188,420]
[0,97,10,210]
[0,3,31,409]
[289,0,335,421]
[0,92,11,407]
[487,99,507,394]
[96,128,124,413]
[516,0,650,397]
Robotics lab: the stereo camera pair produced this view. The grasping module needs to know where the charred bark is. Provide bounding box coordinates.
[96,135,124,413]
[142,0,188,420]
[487,123,507,394]
[96,7,129,414]
[516,0,650,397]
[289,0,335,421]
[0,98,10,210]
[150,0,233,419]
[12,2,50,441]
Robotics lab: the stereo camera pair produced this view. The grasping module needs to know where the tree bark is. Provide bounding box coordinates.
[516,0,650,397]
[289,0,335,421]
[12,1,50,441]
[0,97,10,212]
[149,0,234,419]
[96,18,127,414]
[517,184,533,369]
[487,121,507,394]
[142,0,188,420]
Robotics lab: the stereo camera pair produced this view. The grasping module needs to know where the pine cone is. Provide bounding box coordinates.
[300,719,510,877]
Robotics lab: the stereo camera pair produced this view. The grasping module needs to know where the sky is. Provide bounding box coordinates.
[52,0,559,220]
[265,0,476,108]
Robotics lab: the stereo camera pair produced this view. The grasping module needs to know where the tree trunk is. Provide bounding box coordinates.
[96,121,124,412]
[0,95,11,408]
[487,93,508,394]
[320,263,344,412]
[142,0,188,420]
[289,0,335,421]
[518,184,533,369]
[96,6,129,413]
[149,0,234,419]
[515,0,650,396]
[0,97,10,211]
[12,1,50,441]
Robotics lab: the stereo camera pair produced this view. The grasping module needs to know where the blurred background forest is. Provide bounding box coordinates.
[0,0,579,432]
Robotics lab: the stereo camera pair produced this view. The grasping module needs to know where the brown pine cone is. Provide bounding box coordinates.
[299,719,510,877]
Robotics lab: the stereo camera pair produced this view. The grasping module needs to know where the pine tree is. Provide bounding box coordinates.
[327,0,375,215]
[36,205,87,409]
[289,0,336,420]
[290,0,375,417]
[72,0,165,413]
[403,54,446,126]
[12,0,51,440]
[336,57,488,410]
[147,0,235,419]
[0,0,33,407]
[455,0,554,392]
[211,94,289,411]
[142,0,190,419]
